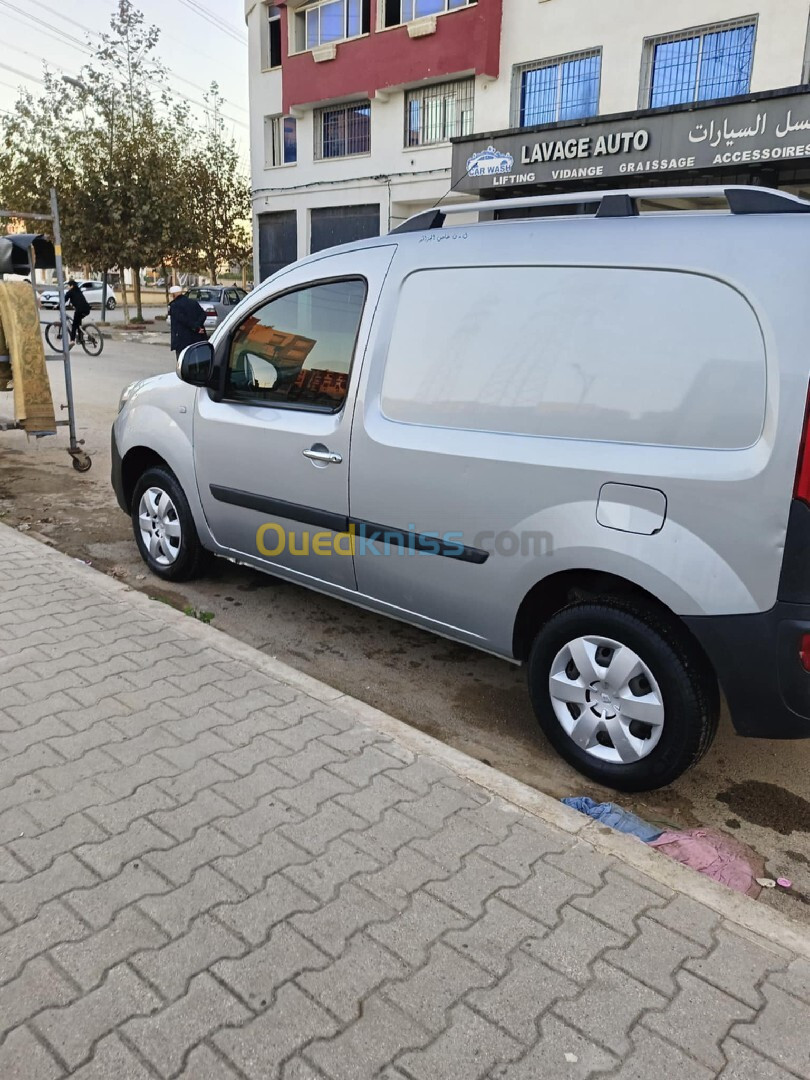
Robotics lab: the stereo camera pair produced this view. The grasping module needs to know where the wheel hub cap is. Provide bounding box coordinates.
[548,635,665,765]
[137,487,181,566]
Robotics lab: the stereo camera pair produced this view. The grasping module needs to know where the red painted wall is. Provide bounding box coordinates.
[279,1,502,113]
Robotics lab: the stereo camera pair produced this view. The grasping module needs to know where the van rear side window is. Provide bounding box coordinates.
[380,266,766,449]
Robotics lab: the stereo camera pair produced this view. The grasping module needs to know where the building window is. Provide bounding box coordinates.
[296,0,369,50]
[405,78,474,147]
[512,50,601,128]
[264,115,297,168]
[382,0,475,28]
[315,101,371,159]
[262,5,282,68]
[643,19,756,108]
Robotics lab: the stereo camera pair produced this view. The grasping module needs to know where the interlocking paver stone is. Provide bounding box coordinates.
[130,912,247,1000]
[467,948,578,1043]
[719,1037,804,1079]
[0,1025,65,1080]
[492,1015,619,1078]
[213,922,330,1008]
[50,906,168,991]
[604,913,707,994]
[0,956,77,1039]
[68,1034,155,1080]
[395,1001,522,1080]
[124,972,251,1077]
[685,927,789,1009]
[729,983,810,1076]
[306,994,429,1080]
[0,524,808,1080]
[34,962,162,1071]
[215,982,339,1080]
[385,939,495,1034]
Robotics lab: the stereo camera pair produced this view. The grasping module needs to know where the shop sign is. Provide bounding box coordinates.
[451,90,810,192]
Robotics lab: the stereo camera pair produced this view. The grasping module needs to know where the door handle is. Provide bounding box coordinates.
[303,445,343,465]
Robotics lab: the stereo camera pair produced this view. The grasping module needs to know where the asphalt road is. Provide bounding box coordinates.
[1,340,809,923]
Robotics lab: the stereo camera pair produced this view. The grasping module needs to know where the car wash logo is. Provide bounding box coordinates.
[466,146,514,177]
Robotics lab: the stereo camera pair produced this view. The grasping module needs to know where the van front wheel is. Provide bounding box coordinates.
[131,466,207,582]
[527,601,718,792]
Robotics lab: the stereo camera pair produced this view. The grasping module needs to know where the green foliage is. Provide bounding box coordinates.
[0,0,251,300]
[183,606,215,624]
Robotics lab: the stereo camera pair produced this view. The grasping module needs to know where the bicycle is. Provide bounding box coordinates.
[45,318,104,357]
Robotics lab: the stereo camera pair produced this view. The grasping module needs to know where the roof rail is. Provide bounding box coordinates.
[389,185,810,234]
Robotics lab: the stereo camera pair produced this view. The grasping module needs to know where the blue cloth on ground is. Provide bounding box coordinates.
[562,796,663,842]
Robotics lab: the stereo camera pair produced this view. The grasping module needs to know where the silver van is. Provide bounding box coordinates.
[112,185,810,791]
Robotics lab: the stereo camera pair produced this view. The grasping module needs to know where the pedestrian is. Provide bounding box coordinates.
[65,279,91,349]
[168,284,207,359]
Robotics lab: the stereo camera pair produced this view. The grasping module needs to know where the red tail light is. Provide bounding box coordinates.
[794,385,810,504]
[204,306,216,317]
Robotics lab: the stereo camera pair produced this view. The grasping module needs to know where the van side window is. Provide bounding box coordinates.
[225,278,366,410]
[381,266,766,450]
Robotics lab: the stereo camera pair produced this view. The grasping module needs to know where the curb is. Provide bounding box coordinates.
[5,523,810,962]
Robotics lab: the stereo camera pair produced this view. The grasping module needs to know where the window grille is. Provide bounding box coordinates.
[315,101,371,159]
[405,78,474,147]
[511,50,601,128]
[642,18,756,108]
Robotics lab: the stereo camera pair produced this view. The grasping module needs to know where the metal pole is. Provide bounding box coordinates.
[50,187,78,453]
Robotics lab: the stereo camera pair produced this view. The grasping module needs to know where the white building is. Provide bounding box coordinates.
[245,0,810,280]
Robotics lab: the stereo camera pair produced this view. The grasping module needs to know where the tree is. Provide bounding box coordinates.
[0,73,83,252]
[74,0,183,320]
[185,85,252,284]
[0,1,253,307]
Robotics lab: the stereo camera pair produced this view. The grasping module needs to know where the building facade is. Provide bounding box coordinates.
[245,0,810,280]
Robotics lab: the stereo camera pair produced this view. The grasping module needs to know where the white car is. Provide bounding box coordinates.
[40,279,118,311]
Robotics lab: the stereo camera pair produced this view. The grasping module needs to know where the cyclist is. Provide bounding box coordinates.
[65,279,91,348]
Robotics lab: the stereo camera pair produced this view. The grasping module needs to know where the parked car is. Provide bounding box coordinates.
[186,285,248,329]
[112,185,810,792]
[41,279,118,310]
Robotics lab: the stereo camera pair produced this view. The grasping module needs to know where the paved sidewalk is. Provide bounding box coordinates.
[0,523,809,1080]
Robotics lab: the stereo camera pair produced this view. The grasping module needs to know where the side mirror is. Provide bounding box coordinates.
[177,340,214,386]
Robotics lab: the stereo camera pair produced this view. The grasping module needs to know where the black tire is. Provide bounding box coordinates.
[80,323,103,356]
[527,600,719,792]
[131,466,207,582]
[44,322,63,353]
[106,297,117,310]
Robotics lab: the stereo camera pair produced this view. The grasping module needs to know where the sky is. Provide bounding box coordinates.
[0,0,250,162]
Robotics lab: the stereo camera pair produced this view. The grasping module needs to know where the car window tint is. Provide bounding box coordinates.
[225,278,366,411]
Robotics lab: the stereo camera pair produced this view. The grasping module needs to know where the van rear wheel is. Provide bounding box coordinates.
[527,601,718,792]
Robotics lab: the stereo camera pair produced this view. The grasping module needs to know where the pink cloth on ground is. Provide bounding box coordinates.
[648,828,765,898]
